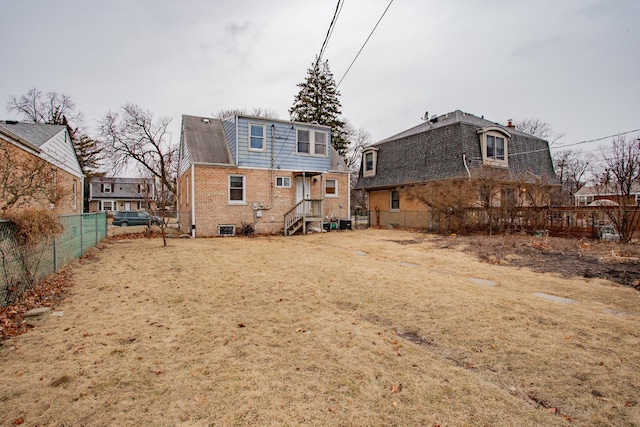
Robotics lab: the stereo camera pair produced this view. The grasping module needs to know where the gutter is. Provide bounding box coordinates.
[190,164,196,238]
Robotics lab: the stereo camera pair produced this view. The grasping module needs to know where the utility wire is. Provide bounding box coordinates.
[552,128,640,149]
[336,0,394,88]
[316,0,344,66]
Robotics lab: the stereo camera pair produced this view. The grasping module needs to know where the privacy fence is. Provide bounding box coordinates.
[0,212,107,307]
[364,206,640,239]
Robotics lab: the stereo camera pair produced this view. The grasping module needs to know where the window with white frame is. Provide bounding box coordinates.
[296,129,328,156]
[478,127,510,167]
[249,124,266,151]
[325,179,338,197]
[390,190,400,210]
[101,183,112,193]
[362,148,378,177]
[72,180,77,211]
[276,176,291,188]
[229,175,246,204]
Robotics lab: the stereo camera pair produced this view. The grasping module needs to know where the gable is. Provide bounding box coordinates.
[0,121,82,178]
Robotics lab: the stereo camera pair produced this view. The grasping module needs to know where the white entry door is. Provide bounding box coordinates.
[124,202,131,210]
[296,177,311,203]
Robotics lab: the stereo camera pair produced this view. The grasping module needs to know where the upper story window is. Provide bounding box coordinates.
[249,124,266,151]
[101,183,113,193]
[362,147,379,177]
[296,129,328,157]
[477,126,511,167]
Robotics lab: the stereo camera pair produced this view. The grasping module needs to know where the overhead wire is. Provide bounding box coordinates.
[316,0,344,66]
[336,0,394,88]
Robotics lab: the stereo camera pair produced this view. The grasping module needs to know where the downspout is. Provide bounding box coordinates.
[462,152,471,180]
[347,171,351,220]
[190,164,196,238]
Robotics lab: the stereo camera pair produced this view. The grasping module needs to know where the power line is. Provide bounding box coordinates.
[336,0,394,88]
[316,0,344,66]
[553,128,640,149]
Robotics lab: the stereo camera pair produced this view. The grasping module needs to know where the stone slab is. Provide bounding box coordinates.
[467,277,497,286]
[532,292,577,304]
[603,308,625,316]
[355,251,368,256]
[399,262,418,267]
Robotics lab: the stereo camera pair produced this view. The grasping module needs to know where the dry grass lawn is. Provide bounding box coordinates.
[1,229,639,426]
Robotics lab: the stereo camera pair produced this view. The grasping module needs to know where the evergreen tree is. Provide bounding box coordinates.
[290,57,348,156]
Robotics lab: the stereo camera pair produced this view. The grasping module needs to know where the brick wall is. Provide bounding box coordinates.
[178,164,349,237]
[1,138,81,215]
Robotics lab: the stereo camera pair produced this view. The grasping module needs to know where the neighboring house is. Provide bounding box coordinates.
[176,114,350,236]
[574,182,640,207]
[355,110,558,218]
[88,177,156,213]
[0,120,83,214]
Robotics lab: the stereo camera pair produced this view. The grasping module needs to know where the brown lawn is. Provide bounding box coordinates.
[1,229,639,426]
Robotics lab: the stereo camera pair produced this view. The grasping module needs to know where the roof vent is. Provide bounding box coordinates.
[202,118,210,124]
[4,120,18,125]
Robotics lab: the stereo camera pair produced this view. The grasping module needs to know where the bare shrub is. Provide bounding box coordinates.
[4,208,63,287]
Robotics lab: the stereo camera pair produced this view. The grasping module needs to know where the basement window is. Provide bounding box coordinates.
[217,225,236,236]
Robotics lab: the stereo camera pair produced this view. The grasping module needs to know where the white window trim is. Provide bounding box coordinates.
[72,180,77,211]
[477,127,510,167]
[362,147,379,177]
[325,178,338,198]
[248,123,266,152]
[228,174,246,205]
[390,190,400,211]
[276,176,291,188]
[296,128,329,157]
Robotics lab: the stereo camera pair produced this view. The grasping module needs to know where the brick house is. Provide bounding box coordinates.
[88,177,156,213]
[0,120,83,214]
[176,114,350,237]
[355,110,559,224]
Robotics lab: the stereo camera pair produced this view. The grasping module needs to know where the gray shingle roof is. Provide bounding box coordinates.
[181,115,233,164]
[356,110,559,190]
[0,121,65,148]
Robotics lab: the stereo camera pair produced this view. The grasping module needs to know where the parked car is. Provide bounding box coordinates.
[112,211,162,227]
[598,225,620,242]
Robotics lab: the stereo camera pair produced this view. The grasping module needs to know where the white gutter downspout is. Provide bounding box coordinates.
[462,152,471,180]
[190,164,196,238]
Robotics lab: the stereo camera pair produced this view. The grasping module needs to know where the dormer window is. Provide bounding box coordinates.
[249,124,266,151]
[362,147,379,177]
[477,126,511,167]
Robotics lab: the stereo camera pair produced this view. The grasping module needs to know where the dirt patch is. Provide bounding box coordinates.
[430,234,640,288]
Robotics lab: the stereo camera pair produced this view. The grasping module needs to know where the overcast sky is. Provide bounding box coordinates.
[1,0,638,158]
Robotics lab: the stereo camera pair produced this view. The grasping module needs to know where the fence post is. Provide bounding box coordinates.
[80,214,84,255]
[53,236,57,273]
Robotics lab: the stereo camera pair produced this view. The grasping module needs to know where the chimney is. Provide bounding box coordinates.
[507,119,515,129]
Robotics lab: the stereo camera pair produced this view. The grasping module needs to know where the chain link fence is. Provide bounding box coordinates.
[0,212,107,307]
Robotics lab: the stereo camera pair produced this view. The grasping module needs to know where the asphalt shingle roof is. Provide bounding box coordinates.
[356,110,559,190]
[181,115,233,165]
[0,121,65,148]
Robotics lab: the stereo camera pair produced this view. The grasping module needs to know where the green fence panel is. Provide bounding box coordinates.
[0,212,107,307]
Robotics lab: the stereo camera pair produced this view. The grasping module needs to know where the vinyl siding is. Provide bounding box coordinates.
[235,117,331,172]
[222,117,236,163]
[40,129,83,178]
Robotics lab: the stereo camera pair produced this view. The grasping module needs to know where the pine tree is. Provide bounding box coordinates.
[290,57,348,156]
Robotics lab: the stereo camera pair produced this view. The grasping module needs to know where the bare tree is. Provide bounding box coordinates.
[6,87,83,126]
[407,178,479,233]
[596,135,640,242]
[515,118,565,144]
[214,107,279,120]
[99,104,177,246]
[0,142,68,213]
[552,149,592,205]
[344,120,371,209]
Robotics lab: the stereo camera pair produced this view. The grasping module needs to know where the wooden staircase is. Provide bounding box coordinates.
[284,199,323,236]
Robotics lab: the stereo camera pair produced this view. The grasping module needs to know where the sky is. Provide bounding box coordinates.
[1,0,638,160]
